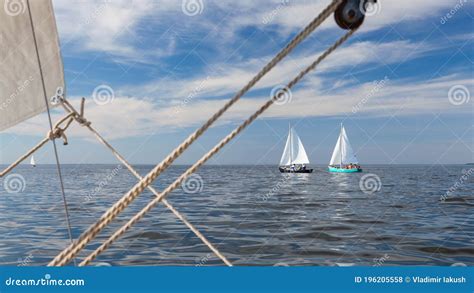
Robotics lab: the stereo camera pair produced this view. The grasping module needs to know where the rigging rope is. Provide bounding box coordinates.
[26,0,76,265]
[0,114,74,178]
[58,98,231,266]
[62,28,356,266]
[49,0,342,266]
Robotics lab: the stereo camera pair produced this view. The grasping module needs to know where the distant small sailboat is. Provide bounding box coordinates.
[328,124,362,173]
[30,156,36,167]
[279,125,313,173]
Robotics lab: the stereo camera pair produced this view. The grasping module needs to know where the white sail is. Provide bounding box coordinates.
[329,125,358,166]
[280,130,293,166]
[329,134,342,166]
[30,156,36,166]
[293,129,310,164]
[0,0,64,131]
[280,127,310,166]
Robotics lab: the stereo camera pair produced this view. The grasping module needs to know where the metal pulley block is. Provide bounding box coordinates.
[334,0,377,30]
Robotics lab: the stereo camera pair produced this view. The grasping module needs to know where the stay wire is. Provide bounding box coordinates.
[26,0,76,266]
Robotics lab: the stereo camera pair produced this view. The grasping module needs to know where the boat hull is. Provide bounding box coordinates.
[328,166,362,173]
[279,167,313,173]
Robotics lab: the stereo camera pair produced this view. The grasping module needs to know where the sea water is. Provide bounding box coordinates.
[0,164,472,266]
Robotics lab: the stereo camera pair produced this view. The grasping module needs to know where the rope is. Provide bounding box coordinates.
[57,98,231,266]
[59,29,356,266]
[48,0,342,266]
[0,114,73,178]
[78,127,232,266]
[26,0,76,265]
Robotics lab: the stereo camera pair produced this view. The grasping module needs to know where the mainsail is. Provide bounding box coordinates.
[0,0,64,131]
[329,125,358,166]
[280,127,310,166]
[30,155,35,166]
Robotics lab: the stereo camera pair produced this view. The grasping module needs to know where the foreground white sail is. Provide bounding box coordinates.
[328,124,361,172]
[279,125,313,173]
[0,0,64,131]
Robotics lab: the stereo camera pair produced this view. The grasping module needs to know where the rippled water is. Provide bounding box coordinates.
[0,164,473,266]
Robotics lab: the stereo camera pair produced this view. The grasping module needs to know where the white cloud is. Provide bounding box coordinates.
[6,75,472,140]
[52,0,469,62]
[53,0,177,61]
[7,1,470,140]
[233,0,468,34]
[123,39,429,102]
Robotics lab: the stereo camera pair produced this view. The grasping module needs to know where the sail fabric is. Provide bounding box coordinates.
[329,126,358,165]
[329,134,342,166]
[279,128,310,166]
[292,129,310,164]
[280,130,293,166]
[340,126,358,164]
[0,0,64,131]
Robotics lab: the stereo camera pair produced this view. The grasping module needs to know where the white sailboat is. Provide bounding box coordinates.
[30,156,36,167]
[328,123,362,173]
[279,125,313,173]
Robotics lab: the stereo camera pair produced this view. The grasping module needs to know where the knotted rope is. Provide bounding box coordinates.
[49,0,342,266]
[0,113,74,178]
[58,98,232,266]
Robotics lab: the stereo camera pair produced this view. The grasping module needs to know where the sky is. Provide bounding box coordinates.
[1,0,473,165]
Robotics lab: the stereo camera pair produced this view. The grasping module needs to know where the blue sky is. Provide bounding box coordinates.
[1,0,473,165]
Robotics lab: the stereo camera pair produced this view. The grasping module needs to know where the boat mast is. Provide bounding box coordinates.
[339,123,342,169]
[289,122,293,166]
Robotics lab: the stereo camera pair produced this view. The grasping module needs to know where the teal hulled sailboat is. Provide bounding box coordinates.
[328,124,362,173]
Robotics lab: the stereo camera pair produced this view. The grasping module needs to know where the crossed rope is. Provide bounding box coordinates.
[1,0,364,266]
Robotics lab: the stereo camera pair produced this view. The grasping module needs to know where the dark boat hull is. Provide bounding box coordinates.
[279,167,313,173]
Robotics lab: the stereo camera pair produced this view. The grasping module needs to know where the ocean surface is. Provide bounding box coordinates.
[0,164,473,266]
